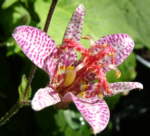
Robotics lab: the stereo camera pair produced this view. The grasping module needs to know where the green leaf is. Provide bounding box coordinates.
[1,0,17,9]
[54,109,91,136]
[63,109,85,130]
[18,74,32,102]
[0,3,31,42]
[6,38,21,56]
[34,0,150,49]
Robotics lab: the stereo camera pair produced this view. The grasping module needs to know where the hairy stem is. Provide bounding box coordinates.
[0,0,59,126]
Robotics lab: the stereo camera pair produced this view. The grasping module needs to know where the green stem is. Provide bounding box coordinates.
[0,103,21,127]
[23,65,37,99]
[0,0,59,127]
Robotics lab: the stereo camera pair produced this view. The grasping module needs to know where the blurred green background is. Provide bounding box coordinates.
[0,0,150,136]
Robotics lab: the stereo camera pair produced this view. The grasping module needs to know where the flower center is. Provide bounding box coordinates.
[51,38,117,98]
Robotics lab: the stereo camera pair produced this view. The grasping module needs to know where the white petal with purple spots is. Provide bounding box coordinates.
[108,82,143,96]
[12,25,58,77]
[63,4,85,42]
[31,87,60,111]
[63,93,110,134]
[94,34,135,71]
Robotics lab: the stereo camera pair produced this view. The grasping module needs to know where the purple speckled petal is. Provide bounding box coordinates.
[12,25,58,77]
[63,93,110,134]
[58,48,77,67]
[63,4,85,42]
[61,5,85,66]
[107,82,143,96]
[31,87,61,111]
[94,34,135,71]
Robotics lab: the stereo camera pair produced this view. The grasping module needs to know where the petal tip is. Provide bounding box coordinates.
[12,25,28,36]
[31,99,42,111]
[77,4,85,11]
[136,82,143,90]
[63,4,85,42]
[12,26,23,38]
[75,4,85,17]
[109,82,144,96]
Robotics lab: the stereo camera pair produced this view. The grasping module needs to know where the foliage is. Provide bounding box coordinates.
[18,74,31,102]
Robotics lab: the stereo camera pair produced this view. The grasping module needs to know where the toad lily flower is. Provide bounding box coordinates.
[12,4,143,134]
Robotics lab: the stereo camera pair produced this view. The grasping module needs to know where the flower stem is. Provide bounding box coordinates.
[43,0,58,32]
[0,0,59,127]
[0,103,21,127]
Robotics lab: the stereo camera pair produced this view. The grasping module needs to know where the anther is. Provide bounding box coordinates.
[81,35,95,45]
[115,69,121,79]
[108,64,121,79]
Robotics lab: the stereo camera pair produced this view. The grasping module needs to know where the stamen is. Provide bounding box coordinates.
[77,91,86,98]
[108,52,116,64]
[50,65,66,88]
[108,64,121,79]
[75,63,84,71]
[81,35,95,45]
[81,35,92,40]
[80,83,89,91]
[115,70,121,79]
[62,38,88,55]
[59,38,117,97]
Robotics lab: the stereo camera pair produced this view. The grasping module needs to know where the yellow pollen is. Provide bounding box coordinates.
[98,93,104,99]
[80,84,89,91]
[81,35,92,40]
[108,64,121,79]
[77,91,86,98]
[108,52,113,56]
[63,66,76,87]
[81,35,95,45]
[115,69,121,79]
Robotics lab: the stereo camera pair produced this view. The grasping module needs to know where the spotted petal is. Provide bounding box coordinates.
[63,4,85,42]
[63,93,110,134]
[58,48,77,67]
[108,82,143,96]
[12,25,58,77]
[31,87,61,111]
[94,34,134,71]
